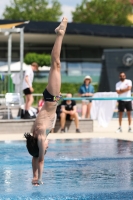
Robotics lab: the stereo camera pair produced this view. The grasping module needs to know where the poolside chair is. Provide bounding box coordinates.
[5,93,22,119]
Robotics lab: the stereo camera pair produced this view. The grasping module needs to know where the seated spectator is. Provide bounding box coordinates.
[60,93,81,133]
[78,75,95,119]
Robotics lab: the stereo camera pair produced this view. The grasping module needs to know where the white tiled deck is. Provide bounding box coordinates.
[0,119,133,141]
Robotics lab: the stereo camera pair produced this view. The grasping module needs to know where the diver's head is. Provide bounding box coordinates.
[24,133,48,157]
[24,133,39,157]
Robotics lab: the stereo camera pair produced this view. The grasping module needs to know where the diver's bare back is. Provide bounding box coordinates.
[33,101,57,138]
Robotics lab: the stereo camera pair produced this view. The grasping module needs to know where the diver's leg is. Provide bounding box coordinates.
[46,17,67,96]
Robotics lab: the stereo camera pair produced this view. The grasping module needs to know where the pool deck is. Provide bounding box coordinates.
[1,119,133,142]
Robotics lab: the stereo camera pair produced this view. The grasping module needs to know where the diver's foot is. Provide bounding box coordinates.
[37,180,44,185]
[32,179,43,186]
[32,178,39,186]
[55,17,68,35]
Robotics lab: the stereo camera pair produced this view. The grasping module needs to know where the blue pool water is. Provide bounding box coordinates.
[0,138,133,199]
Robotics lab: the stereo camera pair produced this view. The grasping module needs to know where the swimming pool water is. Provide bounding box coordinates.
[0,138,133,199]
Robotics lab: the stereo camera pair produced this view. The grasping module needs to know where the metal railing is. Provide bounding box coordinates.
[1,93,133,120]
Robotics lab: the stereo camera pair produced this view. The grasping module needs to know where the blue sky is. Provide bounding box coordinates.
[0,0,82,21]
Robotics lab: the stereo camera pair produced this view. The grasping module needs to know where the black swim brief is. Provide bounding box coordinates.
[43,89,62,102]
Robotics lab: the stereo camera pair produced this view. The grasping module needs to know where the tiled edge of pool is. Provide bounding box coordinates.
[0,132,133,143]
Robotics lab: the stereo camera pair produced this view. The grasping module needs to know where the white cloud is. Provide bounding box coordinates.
[0,0,11,18]
[60,5,75,22]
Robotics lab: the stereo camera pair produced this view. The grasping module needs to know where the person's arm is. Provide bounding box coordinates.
[116,80,132,94]
[61,105,70,114]
[25,76,34,92]
[78,87,84,97]
[32,157,38,184]
[61,100,70,114]
[24,68,34,92]
[32,117,47,184]
[90,85,95,96]
[79,88,90,97]
[25,75,30,87]
[37,132,46,183]
[86,85,94,96]
[79,92,86,97]
[86,93,93,96]
[70,101,77,114]
[79,93,85,97]
[72,105,77,113]
[116,86,132,94]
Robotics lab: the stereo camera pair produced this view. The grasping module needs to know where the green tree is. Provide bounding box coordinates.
[72,0,132,26]
[24,53,51,66]
[3,0,62,21]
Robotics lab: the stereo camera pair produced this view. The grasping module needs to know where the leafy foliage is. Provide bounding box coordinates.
[24,53,51,66]
[32,82,98,105]
[3,0,62,21]
[33,82,98,95]
[72,0,132,26]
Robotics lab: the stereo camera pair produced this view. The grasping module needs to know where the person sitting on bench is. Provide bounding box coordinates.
[60,93,81,133]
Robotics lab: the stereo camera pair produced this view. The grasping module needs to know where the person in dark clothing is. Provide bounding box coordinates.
[60,93,81,133]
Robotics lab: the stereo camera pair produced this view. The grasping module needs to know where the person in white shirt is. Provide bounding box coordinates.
[115,72,132,133]
[22,62,38,119]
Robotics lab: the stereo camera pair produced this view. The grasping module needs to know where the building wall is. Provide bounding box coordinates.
[0,42,103,83]
[99,49,133,92]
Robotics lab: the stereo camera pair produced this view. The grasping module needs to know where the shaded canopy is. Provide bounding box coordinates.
[0,22,26,29]
[0,19,133,39]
